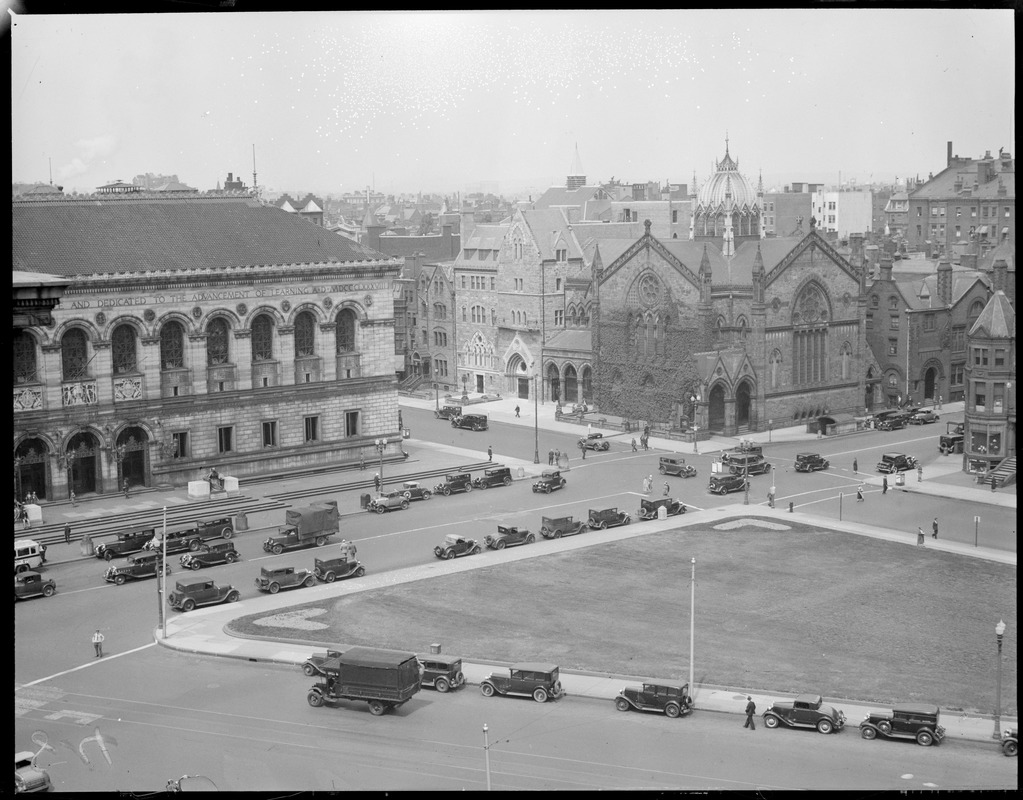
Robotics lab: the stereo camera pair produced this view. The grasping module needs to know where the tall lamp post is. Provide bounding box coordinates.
[993,619,1007,739]
[374,438,387,491]
[743,460,749,505]
[434,382,439,412]
[690,393,700,454]
[482,723,492,791]
[688,557,696,695]
[532,373,540,464]
[768,419,773,443]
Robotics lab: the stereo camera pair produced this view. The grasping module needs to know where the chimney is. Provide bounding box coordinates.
[947,141,953,166]
[936,257,953,306]
[460,210,476,244]
[880,253,894,282]
[849,232,864,267]
[992,259,1008,293]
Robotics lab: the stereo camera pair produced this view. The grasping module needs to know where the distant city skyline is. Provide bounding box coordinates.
[10,8,1015,199]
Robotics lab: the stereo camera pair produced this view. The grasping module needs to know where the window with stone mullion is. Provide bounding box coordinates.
[160,322,184,369]
[61,328,89,380]
[294,312,315,358]
[207,318,230,366]
[14,330,37,383]
[251,315,274,362]
[112,324,138,375]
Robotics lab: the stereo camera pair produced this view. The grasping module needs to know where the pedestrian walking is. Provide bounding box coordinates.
[359,450,366,470]
[744,696,756,730]
[548,449,555,466]
[373,473,381,492]
[932,517,938,539]
[631,438,638,452]
[852,458,858,473]
[580,441,586,459]
[882,476,888,495]
[768,487,775,508]
[92,629,105,658]
[856,484,864,502]
[917,526,925,546]
[917,464,923,482]
[555,449,561,464]
[663,481,670,497]
[20,504,30,528]
[642,476,650,494]
[122,479,130,499]
[487,446,493,462]
[64,523,72,545]
[515,405,520,418]
[647,474,654,494]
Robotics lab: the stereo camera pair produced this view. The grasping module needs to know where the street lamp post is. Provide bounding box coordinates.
[743,460,749,505]
[533,374,540,464]
[483,723,492,791]
[993,619,1007,739]
[690,393,700,454]
[374,438,387,490]
[768,419,773,443]
[461,373,469,401]
[434,382,439,412]
[689,557,696,695]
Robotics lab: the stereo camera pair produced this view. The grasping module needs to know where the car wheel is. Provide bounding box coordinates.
[659,466,667,474]
[269,582,280,594]
[861,727,877,740]
[525,534,535,544]
[221,527,234,539]
[471,545,481,555]
[443,488,451,496]
[226,591,240,603]
[916,730,934,747]
[503,477,512,486]
[615,697,631,712]
[495,540,506,550]
[552,530,562,539]
[114,574,126,586]
[764,714,780,729]
[443,550,454,560]
[303,663,316,677]
[324,571,336,582]
[376,506,387,514]
[368,700,387,716]
[226,553,238,563]
[877,720,893,735]
[533,687,549,703]
[182,598,195,612]
[545,486,552,494]
[599,521,607,530]
[42,585,55,597]
[316,537,327,547]
[435,677,450,693]
[423,490,432,499]
[665,703,680,718]
[623,517,631,525]
[188,539,201,551]
[355,566,365,577]
[307,690,324,708]
[273,544,284,555]
[817,719,834,734]
[189,561,202,570]
[104,551,114,561]
[403,491,412,500]
[1003,740,1018,757]
[401,500,409,510]
[303,576,314,588]
[465,483,473,493]
[480,682,495,697]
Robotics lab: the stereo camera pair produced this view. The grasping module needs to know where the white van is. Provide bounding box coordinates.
[15,539,47,574]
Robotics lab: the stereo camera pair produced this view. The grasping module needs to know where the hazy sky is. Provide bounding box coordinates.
[10,8,1016,198]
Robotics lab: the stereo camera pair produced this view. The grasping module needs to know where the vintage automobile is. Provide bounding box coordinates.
[540,515,588,539]
[168,578,241,611]
[399,481,432,501]
[314,556,366,583]
[1002,728,1018,757]
[179,539,240,570]
[578,432,610,452]
[763,694,846,734]
[417,654,466,693]
[532,469,567,494]
[614,682,693,718]
[302,648,345,677]
[255,565,315,593]
[877,412,912,431]
[472,467,513,489]
[15,750,52,793]
[451,413,489,431]
[588,507,630,529]
[659,456,697,478]
[636,497,686,520]
[484,525,535,549]
[721,442,764,464]
[794,453,830,472]
[142,516,235,554]
[876,452,918,473]
[367,491,411,513]
[708,474,749,495]
[480,663,565,703]
[94,527,157,560]
[727,454,772,476]
[104,551,171,585]
[859,704,946,746]
[433,534,482,560]
[14,571,56,600]
[909,409,940,425]
[434,473,474,496]
[434,404,463,420]
[939,422,965,454]
[15,539,47,574]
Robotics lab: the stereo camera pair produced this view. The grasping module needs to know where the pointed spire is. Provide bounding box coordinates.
[725,131,729,159]
[753,243,764,274]
[757,170,764,195]
[699,244,711,276]
[569,142,585,176]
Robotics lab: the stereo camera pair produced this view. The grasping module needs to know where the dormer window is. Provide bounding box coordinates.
[555,248,567,262]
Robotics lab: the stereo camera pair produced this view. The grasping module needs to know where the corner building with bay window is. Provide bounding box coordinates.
[12,192,403,499]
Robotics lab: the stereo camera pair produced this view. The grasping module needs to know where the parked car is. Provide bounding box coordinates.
[615,682,693,718]
[104,551,171,585]
[399,481,432,501]
[435,404,462,420]
[636,497,686,520]
[940,422,965,454]
[578,432,610,452]
[540,515,588,539]
[168,578,240,612]
[763,694,846,734]
[708,474,749,495]
[302,648,345,677]
[588,507,630,529]
[532,469,567,494]
[14,539,46,574]
[659,456,696,478]
[859,704,945,746]
[314,556,365,583]
[480,663,565,703]
[417,654,466,693]
[95,527,157,560]
[15,751,52,793]
[142,516,235,554]
[794,453,829,472]
[367,491,410,513]
[14,571,56,600]
[876,452,918,473]
[1002,728,1018,757]
[179,539,240,570]
[484,525,535,549]
[255,565,315,593]
[472,467,513,489]
[451,413,488,431]
[433,534,481,560]
[721,442,764,464]
[728,454,771,476]
[877,413,912,431]
[909,409,940,425]
[434,473,474,496]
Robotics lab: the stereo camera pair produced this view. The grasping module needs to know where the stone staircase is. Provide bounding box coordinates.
[398,374,425,393]
[981,456,1016,488]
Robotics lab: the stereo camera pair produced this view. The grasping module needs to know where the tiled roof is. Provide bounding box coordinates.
[533,185,605,209]
[970,290,1015,338]
[12,195,389,276]
[461,224,508,253]
[521,208,583,260]
[909,158,1015,200]
[978,240,1015,272]
[900,269,989,310]
[544,328,591,353]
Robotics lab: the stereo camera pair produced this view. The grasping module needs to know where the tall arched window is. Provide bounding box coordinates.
[791,283,830,386]
[294,311,315,358]
[111,324,138,374]
[736,316,749,343]
[336,308,357,353]
[160,321,184,370]
[840,341,852,380]
[61,328,89,380]
[13,330,37,384]
[769,349,783,390]
[251,314,274,362]
[206,317,230,366]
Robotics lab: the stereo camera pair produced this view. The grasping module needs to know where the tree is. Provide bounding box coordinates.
[418,212,436,236]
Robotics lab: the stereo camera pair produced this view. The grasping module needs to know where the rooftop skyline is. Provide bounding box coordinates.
[10,8,1016,198]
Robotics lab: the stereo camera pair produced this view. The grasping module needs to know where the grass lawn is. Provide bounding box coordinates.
[227,520,1017,714]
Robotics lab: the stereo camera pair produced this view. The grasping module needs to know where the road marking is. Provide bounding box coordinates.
[43,709,103,725]
[20,642,158,687]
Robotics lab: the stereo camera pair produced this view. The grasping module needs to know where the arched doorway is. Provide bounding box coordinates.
[66,431,101,496]
[581,366,593,404]
[735,381,753,429]
[708,384,726,432]
[547,363,561,403]
[564,365,578,404]
[865,367,876,412]
[924,366,937,401]
[15,439,50,501]
[117,427,150,489]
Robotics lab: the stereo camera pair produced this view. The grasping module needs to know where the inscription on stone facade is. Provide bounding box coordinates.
[65,282,388,310]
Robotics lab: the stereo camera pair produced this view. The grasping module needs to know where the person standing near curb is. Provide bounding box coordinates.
[882,476,888,495]
[917,526,925,546]
[744,696,756,730]
[631,438,638,452]
[122,478,130,499]
[487,446,493,462]
[64,522,72,545]
[514,405,520,418]
[932,517,938,539]
[663,481,670,497]
[917,464,923,482]
[92,629,105,657]
[853,457,858,473]
[548,449,554,466]
[856,484,864,502]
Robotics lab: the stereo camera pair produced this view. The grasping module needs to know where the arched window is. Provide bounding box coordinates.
[736,316,749,343]
[888,295,899,310]
[13,330,37,384]
[769,349,783,390]
[792,283,830,386]
[715,316,726,341]
[840,341,852,380]
[111,324,137,375]
[433,303,446,319]
[336,308,357,353]
[251,314,274,362]
[294,311,315,358]
[160,321,184,370]
[207,317,230,366]
[61,328,89,380]
[967,299,984,326]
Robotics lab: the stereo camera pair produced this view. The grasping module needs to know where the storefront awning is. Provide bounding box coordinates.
[1002,227,1009,234]
[979,225,988,234]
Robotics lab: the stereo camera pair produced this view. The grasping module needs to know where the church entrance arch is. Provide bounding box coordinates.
[66,431,101,497]
[923,366,937,401]
[15,438,50,501]
[735,380,754,429]
[708,384,727,432]
[581,366,593,403]
[117,427,150,489]
[564,365,578,405]
[547,363,561,403]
